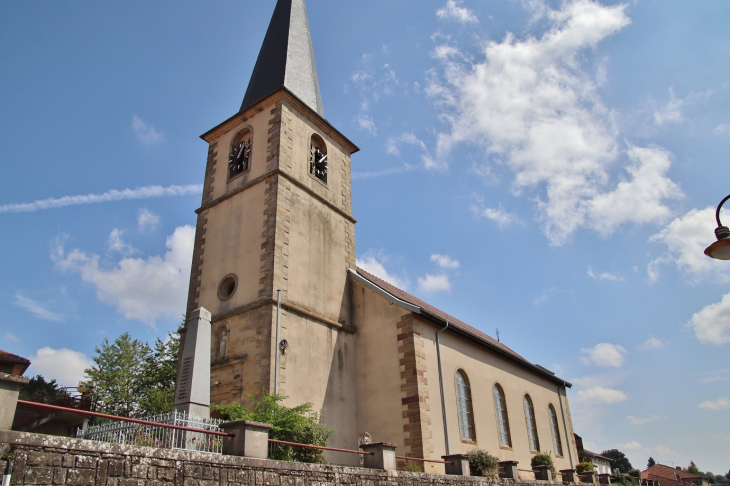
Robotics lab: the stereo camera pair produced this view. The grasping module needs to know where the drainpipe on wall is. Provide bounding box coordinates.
[2,458,13,486]
[436,320,451,456]
[557,382,574,468]
[274,289,281,395]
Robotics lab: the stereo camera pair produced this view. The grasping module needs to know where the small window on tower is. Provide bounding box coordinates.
[309,134,328,184]
[228,129,252,180]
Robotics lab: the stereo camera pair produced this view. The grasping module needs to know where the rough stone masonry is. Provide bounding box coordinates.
[0,430,593,486]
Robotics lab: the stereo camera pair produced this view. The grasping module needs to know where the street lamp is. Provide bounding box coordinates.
[704,194,730,260]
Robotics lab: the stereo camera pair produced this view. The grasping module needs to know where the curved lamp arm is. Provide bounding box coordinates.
[715,194,730,227]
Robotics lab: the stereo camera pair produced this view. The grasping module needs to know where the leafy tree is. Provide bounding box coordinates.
[687,461,700,475]
[214,392,333,463]
[138,331,181,416]
[19,375,67,403]
[602,449,633,474]
[647,457,656,468]
[85,333,152,417]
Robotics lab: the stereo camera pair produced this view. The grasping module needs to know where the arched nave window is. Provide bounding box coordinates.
[523,394,540,452]
[493,384,512,447]
[455,370,476,441]
[548,404,563,457]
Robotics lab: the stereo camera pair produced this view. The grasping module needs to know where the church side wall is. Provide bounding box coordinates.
[351,282,414,466]
[273,310,358,466]
[418,319,579,476]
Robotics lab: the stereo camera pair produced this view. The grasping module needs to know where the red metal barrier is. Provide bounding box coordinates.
[268,439,372,455]
[16,400,234,437]
[395,455,453,465]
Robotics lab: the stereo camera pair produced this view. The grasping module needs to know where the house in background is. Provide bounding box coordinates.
[574,433,612,474]
[642,464,710,486]
[0,350,30,376]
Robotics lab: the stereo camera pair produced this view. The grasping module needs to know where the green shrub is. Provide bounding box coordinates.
[467,449,500,479]
[577,462,595,474]
[629,470,642,479]
[214,391,334,463]
[531,451,556,474]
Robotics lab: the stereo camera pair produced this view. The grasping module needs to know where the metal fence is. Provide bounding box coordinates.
[76,411,225,454]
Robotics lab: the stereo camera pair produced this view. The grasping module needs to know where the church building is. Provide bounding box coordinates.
[177,0,579,473]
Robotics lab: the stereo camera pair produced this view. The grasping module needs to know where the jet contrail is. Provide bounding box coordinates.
[0,184,203,213]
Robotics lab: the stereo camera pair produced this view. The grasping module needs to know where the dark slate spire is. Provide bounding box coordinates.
[241,0,324,117]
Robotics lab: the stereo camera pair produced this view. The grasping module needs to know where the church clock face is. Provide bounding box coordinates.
[228,137,251,179]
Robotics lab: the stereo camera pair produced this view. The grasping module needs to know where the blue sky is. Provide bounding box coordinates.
[1,0,729,474]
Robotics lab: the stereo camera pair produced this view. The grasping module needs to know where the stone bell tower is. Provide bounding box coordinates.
[178,0,360,459]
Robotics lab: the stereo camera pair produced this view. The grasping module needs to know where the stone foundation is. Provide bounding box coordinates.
[0,431,595,486]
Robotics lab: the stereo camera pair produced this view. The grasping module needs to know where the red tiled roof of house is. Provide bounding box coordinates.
[642,465,705,482]
[0,350,31,365]
[354,267,570,386]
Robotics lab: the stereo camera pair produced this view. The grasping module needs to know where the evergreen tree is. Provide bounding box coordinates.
[19,375,67,403]
[687,462,700,475]
[647,457,656,468]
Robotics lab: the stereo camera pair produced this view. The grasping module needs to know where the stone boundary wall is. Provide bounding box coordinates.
[0,431,593,486]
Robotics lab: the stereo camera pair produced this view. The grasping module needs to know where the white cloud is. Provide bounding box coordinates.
[53,226,195,325]
[617,440,644,451]
[28,347,92,387]
[4,333,20,342]
[386,133,439,169]
[355,114,377,135]
[108,229,135,255]
[357,253,409,290]
[579,343,627,368]
[427,0,684,245]
[417,273,452,294]
[470,195,520,228]
[0,184,202,214]
[687,292,730,345]
[13,294,64,323]
[653,88,684,126]
[576,386,628,404]
[638,336,666,350]
[436,0,479,23]
[713,123,730,136]
[653,444,675,455]
[587,266,624,281]
[649,206,730,283]
[697,397,730,411]
[138,208,160,232]
[431,254,460,270]
[132,115,163,145]
[626,415,666,426]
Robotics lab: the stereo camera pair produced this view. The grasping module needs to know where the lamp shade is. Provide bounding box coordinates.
[705,239,730,260]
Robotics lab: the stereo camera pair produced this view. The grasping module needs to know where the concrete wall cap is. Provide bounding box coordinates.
[221,420,273,430]
[0,372,30,385]
[360,442,398,448]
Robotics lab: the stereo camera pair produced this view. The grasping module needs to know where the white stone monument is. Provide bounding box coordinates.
[174,307,211,418]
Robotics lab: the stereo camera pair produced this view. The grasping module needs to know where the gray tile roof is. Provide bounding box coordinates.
[241,0,324,117]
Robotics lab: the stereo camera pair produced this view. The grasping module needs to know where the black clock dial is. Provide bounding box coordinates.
[228,139,251,178]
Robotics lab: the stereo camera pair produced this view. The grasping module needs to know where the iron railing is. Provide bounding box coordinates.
[77,410,225,454]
